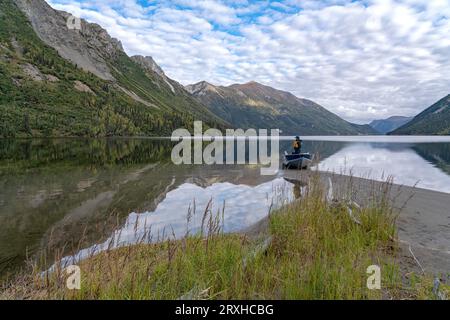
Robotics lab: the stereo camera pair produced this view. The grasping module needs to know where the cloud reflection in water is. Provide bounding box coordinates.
[317,143,450,193]
[55,178,295,268]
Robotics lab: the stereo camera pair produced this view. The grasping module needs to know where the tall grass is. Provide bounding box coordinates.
[1,172,447,300]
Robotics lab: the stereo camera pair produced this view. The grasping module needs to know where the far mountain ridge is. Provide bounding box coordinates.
[390,95,450,135]
[1,0,378,138]
[186,80,379,136]
[369,116,413,134]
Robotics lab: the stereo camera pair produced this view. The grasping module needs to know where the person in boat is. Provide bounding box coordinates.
[292,136,302,154]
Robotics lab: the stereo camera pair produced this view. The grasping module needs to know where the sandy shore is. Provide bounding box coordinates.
[248,170,450,277]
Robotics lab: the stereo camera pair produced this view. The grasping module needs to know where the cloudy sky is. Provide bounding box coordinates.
[46,0,450,123]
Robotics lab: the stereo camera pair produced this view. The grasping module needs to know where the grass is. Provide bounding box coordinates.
[1,173,448,300]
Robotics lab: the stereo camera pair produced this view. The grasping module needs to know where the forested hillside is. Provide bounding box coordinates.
[0,0,225,138]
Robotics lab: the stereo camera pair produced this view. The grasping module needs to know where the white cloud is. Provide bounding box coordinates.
[46,0,450,123]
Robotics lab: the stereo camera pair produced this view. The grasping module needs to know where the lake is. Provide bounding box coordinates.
[1,136,450,277]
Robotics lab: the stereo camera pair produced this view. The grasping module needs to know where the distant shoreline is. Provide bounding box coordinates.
[299,135,450,143]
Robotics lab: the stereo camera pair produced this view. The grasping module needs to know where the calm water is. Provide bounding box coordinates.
[1,137,450,276]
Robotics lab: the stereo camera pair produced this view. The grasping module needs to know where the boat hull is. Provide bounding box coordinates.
[282,153,312,170]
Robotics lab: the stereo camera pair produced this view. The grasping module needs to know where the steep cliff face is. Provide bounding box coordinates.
[131,55,177,94]
[0,0,226,137]
[132,55,165,77]
[14,0,123,80]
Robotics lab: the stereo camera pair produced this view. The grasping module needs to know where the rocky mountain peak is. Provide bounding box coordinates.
[14,0,124,81]
[131,55,165,77]
[188,80,376,135]
[228,81,302,105]
[232,81,265,88]
[131,55,178,94]
[241,81,262,87]
[185,81,219,95]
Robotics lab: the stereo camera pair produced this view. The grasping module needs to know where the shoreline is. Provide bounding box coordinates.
[2,169,449,299]
[279,170,450,276]
[245,170,450,277]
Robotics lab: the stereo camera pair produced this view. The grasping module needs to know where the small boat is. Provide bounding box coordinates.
[282,152,312,170]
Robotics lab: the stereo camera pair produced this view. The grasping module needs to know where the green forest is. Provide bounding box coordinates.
[391,95,450,135]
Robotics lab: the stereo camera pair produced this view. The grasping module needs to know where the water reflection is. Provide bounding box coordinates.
[413,143,450,175]
[55,178,295,267]
[0,139,175,277]
[316,142,450,193]
[1,137,450,278]
[0,138,298,277]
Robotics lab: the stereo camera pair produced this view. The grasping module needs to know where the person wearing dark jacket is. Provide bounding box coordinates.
[292,136,302,154]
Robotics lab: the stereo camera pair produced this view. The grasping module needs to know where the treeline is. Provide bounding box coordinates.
[0,138,174,173]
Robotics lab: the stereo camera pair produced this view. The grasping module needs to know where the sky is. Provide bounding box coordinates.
[45,0,450,124]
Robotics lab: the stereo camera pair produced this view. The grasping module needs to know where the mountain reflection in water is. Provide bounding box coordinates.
[315,142,450,193]
[53,178,295,268]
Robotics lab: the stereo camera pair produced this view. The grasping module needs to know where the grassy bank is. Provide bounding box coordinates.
[1,175,448,299]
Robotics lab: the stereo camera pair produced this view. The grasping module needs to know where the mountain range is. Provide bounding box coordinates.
[0,0,447,137]
[369,116,413,134]
[0,0,225,138]
[186,81,376,135]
